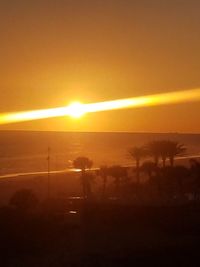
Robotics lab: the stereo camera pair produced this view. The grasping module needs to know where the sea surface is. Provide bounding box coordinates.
[0,131,200,175]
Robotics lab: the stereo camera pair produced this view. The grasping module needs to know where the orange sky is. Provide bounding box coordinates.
[0,0,200,133]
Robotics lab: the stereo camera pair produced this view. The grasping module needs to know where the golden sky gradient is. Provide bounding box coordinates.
[1,0,200,132]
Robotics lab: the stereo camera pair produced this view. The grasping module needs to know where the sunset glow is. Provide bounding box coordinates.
[1,88,200,125]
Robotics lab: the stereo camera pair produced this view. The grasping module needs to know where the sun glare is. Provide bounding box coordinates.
[1,88,200,125]
[67,102,86,118]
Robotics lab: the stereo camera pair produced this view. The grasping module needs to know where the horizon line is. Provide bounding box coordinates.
[0,129,199,135]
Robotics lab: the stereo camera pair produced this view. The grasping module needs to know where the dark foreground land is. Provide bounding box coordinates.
[1,202,200,267]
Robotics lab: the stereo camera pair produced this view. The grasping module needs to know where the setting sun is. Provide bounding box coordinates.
[67,102,86,118]
[67,102,86,119]
[1,88,200,125]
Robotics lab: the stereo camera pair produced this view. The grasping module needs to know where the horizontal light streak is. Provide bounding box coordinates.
[0,88,200,124]
[84,88,200,113]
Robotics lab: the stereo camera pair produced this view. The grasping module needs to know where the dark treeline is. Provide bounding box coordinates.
[73,140,200,205]
[1,139,200,266]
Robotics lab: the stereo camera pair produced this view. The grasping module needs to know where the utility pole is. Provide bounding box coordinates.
[47,146,51,199]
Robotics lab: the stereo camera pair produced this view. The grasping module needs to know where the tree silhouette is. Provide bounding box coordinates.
[159,141,169,167]
[99,165,109,199]
[146,141,161,167]
[73,157,93,199]
[129,146,146,183]
[146,140,186,167]
[109,165,127,196]
[141,160,157,180]
[166,141,186,167]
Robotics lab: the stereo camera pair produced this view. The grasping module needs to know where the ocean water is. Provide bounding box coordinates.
[0,131,200,175]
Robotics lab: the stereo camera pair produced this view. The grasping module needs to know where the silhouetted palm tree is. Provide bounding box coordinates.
[159,141,169,167]
[99,165,109,199]
[109,165,127,196]
[166,141,186,167]
[146,141,161,167]
[129,146,146,183]
[141,160,157,180]
[73,157,93,199]
[147,140,186,168]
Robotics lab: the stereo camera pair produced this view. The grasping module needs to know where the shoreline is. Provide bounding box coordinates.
[0,153,200,181]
